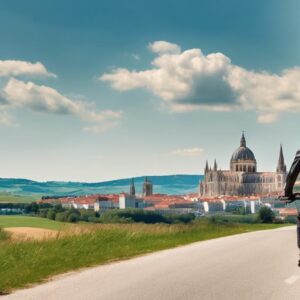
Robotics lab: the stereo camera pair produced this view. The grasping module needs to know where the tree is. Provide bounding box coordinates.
[257,206,275,223]
[67,213,79,223]
[46,209,56,220]
[55,212,67,222]
[38,209,48,218]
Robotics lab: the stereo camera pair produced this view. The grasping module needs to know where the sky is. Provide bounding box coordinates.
[0,0,300,182]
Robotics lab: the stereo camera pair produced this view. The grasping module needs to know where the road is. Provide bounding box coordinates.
[3,226,300,300]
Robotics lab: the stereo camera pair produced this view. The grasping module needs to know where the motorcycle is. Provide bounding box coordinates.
[280,193,300,267]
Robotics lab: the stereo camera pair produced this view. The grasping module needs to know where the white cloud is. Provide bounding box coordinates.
[0,60,56,78]
[172,147,204,157]
[1,78,122,130]
[0,110,19,127]
[148,41,181,54]
[101,41,300,123]
[257,113,278,124]
[83,121,119,134]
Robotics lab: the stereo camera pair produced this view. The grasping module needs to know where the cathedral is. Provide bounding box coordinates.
[199,133,287,197]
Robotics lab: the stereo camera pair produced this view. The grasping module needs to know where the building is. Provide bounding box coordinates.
[199,133,287,197]
[40,194,120,210]
[94,198,114,212]
[143,177,153,196]
[129,178,136,196]
[119,193,136,209]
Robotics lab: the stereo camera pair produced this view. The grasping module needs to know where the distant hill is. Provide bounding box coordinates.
[0,175,203,199]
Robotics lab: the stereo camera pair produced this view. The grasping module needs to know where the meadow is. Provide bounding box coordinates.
[0,192,38,203]
[0,218,288,295]
[0,215,66,230]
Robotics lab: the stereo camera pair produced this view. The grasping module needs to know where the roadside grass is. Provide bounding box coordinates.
[0,192,38,203]
[0,228,9,242]
[0,221,288,294]
[0,216,66,230]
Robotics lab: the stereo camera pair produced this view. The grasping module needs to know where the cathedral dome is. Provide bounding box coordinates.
[230,133,257,172]
[231,133,256,162]
[231,146,256,161]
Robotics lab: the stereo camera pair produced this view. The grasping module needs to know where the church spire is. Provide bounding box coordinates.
[276,144,287,173]
[129,178,135,196]
[213,159,218,171]
[240,131,246,147]
[205,160,209,173]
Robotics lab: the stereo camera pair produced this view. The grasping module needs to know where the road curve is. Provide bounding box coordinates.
[3,226,300,300]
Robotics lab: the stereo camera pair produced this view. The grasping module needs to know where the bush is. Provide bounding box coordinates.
[46,210,56,220]
[99,209,195,224]
[167,213,195,224]
[67,213,79,223]
[24,202,39,214]
[100,209,167,224]
[79,210,97,222]
[257,206,275,223]
[273,217,284,224]
[55,212,67,222]
[53,204,64,213]
[208,215,257,224]
[38,209,48,218]
[285,215,297,224]
[226,206,251,215]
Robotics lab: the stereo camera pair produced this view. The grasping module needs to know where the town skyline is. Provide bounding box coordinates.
[1,0,300,182]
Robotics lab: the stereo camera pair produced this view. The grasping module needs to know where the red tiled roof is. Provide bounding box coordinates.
[278,208,297,216]
[39,194,120,205]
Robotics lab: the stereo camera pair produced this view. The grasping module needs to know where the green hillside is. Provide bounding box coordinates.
[0,175,203,201]
[0,193,39,203]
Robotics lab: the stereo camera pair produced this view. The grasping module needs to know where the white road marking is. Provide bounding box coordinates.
[285,275,300,285]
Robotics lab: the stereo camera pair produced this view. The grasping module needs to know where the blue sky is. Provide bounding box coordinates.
[0,0,300,182]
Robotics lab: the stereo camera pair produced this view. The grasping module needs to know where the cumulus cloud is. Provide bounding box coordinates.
[1,78,122,131]
[0,60,56,78]
[172,147,204,157]
[101,41,300,123]
[148,41,181,54]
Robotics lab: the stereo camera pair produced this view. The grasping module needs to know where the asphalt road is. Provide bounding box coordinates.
[3,226,300,300]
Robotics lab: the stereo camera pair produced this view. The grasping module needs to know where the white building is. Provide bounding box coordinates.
[119,193,136,209]
[94,199,114,212]
[64,201,94,210]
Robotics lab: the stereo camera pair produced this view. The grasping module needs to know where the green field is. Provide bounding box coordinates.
[0,221,288,294]
[0,192,38,203]
[0,216,66,230]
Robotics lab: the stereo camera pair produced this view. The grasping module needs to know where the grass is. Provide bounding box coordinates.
[0,220,288,294]
[0,228,9,241]
[0,192,38,203]
[0,216,66,230]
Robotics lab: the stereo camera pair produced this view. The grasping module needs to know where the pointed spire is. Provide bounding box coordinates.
[205,160,209,173]
[276,144,287,173]
[129,178,135,196]
[240,131,246,147]
[213,159,217,171]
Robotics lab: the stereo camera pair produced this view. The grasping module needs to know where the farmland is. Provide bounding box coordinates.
[0,219,288,294]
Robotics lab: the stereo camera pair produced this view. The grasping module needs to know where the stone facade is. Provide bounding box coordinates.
[199,133,287,197]
[143,177,153,196]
